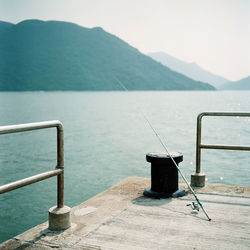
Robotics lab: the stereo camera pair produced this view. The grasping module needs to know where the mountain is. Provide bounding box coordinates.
[0,20,215,91]
[0,21,14,31]
[220,76,250,90]
[148,52,228,88]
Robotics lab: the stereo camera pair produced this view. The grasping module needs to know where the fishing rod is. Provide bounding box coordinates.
[115,77,211,221]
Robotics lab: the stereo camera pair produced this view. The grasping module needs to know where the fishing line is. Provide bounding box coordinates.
[115,76,211,221]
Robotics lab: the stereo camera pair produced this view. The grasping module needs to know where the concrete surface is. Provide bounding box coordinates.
[1,177,250,249]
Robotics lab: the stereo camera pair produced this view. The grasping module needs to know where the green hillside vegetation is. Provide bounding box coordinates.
[220,76,250,90]
[0,20,215,91]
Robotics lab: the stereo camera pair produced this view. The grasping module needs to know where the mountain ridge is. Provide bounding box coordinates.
[0,19,215,91]
[148,51,228,88]
[0,21,14,32]
[220,76,250,90]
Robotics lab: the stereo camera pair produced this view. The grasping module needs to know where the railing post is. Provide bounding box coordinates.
[196,114,202,174]
[56,123,64,208]
[48,121,71,231]
[191,113,206,187]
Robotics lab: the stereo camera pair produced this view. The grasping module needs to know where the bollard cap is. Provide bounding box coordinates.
[146,152,183,164]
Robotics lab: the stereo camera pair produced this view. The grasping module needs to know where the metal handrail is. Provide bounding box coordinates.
[0,120,64,208]
[196,112,250,174]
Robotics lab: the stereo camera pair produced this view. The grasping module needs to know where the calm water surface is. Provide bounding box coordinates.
[0,91,250,242]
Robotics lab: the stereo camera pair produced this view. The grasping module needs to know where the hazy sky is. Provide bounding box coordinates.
[0,0,249,81]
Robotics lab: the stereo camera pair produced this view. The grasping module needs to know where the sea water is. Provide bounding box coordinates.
[0,90,249,242]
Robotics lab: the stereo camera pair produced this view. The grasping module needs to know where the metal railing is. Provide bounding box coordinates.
[191,112,250,186]
[0,120,64,208]
[196,112,250,173]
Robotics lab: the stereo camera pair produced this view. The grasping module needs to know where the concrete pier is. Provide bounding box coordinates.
[1,177,250,249]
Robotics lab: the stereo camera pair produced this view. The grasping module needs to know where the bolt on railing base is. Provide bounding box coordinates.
[48,205,71,231]
[191,173,206,187]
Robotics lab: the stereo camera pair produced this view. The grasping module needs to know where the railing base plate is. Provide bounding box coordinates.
[48,205,71,231]
[191,173,206,187]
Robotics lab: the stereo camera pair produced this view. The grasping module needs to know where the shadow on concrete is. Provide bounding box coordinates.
[180,196,250,207]
[131,195,209,222]
[131,195,173,207]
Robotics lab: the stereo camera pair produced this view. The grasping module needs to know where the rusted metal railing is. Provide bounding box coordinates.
[191,112,250,187]
[0,120,64,207]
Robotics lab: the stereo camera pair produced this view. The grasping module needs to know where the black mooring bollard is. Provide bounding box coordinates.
[143,152,185,198]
